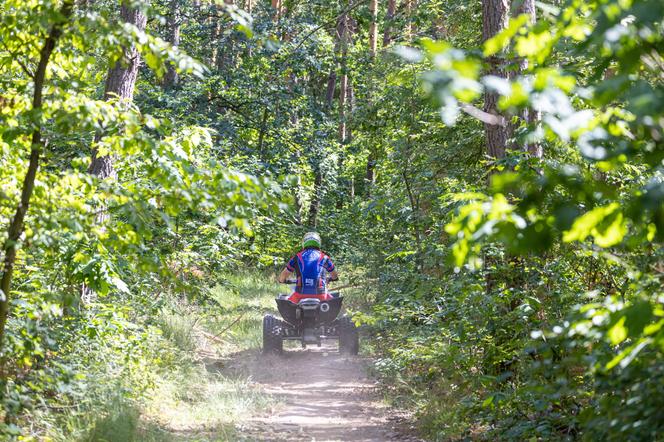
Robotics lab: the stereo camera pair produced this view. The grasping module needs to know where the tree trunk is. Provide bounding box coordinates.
[210,5,222,68]
[369,0,378,57]
[338,13,351,144]
[482,0,510,159]
[404,0,415,41]
[382,0,397,46]
[257,106,269,161]
[307,168,322,227]
[366,0,379,195]
[271,0,282,21]
[164,0,181,89]
[339,71,348,143]
[325,70,337,108]
[84,1,146,304]
[89,1,147,179]
[0,0,73,352]
[366,148,376,195]
[512,0,541,158]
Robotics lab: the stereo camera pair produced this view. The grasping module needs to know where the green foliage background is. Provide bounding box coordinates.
[0,0,662,440]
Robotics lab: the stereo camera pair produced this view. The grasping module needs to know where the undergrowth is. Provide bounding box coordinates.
[15,270,281,442]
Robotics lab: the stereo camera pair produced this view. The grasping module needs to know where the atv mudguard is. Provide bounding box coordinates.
[276,294,343,326]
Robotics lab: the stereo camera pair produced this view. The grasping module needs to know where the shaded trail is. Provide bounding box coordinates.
[221,344,419,442]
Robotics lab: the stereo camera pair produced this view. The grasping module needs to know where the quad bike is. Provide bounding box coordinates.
[262,279,359,355]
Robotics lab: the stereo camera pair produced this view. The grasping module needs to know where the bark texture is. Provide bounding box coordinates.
[369,0,378,57]
[271,0,282,21]
[512,0,541,158]
[164,0,181,88]
[211,5,222,67]
[307,169,322,227]
[338,12,353,144]
[404,0,415,41]
[382,0,397,46]
[482,0,510,159]
[88,1,147,180]
[325,70,337,108]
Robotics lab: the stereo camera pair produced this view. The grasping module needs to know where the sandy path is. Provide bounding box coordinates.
[223,344,419,442]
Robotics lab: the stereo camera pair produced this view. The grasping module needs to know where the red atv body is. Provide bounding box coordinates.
[262,286,359,354]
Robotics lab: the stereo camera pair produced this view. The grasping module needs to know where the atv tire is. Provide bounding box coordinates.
[262,314,283,354]
[337,315,359,355]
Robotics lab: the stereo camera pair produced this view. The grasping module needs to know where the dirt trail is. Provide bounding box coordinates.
[223,344,419,442]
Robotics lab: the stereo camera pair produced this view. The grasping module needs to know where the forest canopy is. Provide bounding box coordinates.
[0,0,662,440]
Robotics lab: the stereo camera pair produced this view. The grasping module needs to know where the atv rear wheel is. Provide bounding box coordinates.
[338,315,359,355]
[262,314,283,354]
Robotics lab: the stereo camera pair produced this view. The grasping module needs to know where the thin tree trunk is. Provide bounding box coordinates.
[257,106,269,161]
[512,0,541,157]
[339,71,348,143]
[345,77,354,143]
[164,0,181,88]
[404,0,415,41]
[338,12,351,144]
[271,0,282,21]
[289,73,299,125]
[307,168,322,227]
[325,70,337,108]
[402,168,423,271]
[210,5,222,68]
[0,0,74,351]
[482,0,510,159]
[366,149,376,195]
[366,0,379,195]
[369,0,378,57]
[382,0,396,46]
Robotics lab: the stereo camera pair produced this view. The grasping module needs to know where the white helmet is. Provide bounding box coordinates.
[302,231,321,249]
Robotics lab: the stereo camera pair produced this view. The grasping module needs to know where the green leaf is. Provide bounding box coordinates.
[608,316,627,345]
[484,14,529,57]
[563,203,627,247]
[623,301,653,338]
[605,338,651,370]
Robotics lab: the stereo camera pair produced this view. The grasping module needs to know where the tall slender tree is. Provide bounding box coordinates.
[0,0,74,351]
[482,0,510,159]
[164,0,181,88]
[369,0,378,57]
[512,0,541,157]
[382,0,397,46]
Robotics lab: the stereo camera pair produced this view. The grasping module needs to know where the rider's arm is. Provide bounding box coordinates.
[324,254,338,281]
[277,267,292,283]
[278,256,297,283]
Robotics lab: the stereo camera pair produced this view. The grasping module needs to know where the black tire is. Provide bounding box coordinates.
[262,314,283,354]
[337,315,359,355]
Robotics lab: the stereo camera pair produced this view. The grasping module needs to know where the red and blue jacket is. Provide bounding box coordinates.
[286,247,335,295]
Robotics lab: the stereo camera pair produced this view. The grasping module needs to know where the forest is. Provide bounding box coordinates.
[0,0,662,440]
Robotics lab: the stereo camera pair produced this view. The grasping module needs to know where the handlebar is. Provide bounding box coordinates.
[280,277,338,284]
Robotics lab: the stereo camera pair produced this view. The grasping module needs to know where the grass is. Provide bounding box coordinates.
[202,272,284,355]
[134,270,284,441]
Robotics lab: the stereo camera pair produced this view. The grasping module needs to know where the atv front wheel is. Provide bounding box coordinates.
[262,314,283,354]
[337,315,359,355]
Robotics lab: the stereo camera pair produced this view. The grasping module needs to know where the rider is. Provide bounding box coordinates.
[278,232,338,297]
